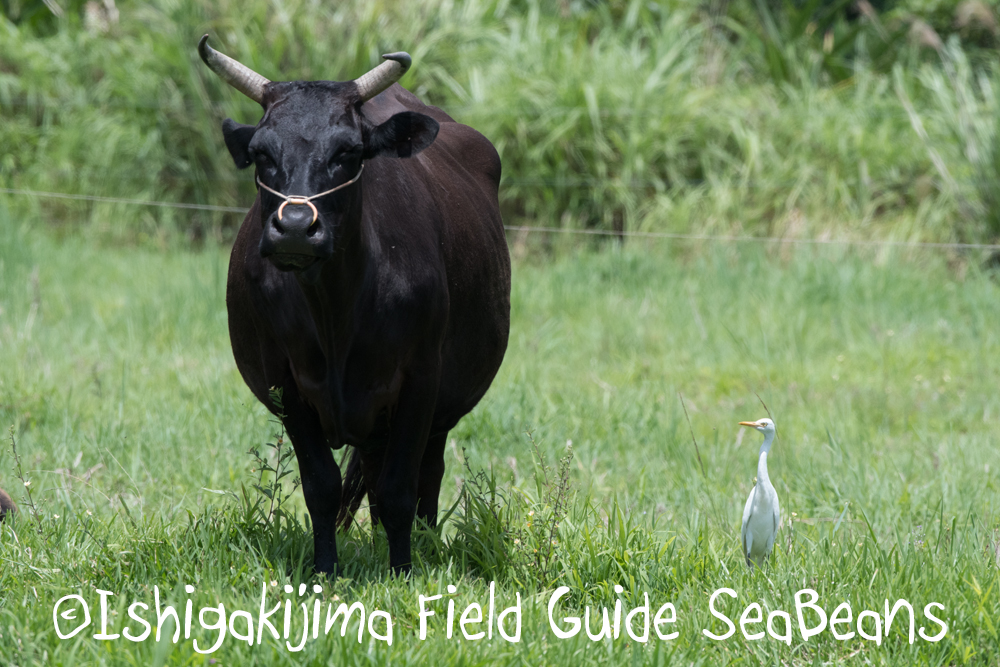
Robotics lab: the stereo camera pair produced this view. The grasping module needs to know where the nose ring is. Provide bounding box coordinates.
[277,197,319,224]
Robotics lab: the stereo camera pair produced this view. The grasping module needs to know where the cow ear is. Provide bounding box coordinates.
[222,118,257,169]
[363,111,439,159]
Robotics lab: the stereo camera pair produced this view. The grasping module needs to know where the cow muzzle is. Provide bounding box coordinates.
[256,165,364,271]
[259,204,327,271]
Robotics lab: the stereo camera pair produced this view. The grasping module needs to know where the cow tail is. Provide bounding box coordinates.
[337,447,367,529]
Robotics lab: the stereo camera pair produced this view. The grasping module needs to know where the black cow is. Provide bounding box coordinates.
[198,36,511,574]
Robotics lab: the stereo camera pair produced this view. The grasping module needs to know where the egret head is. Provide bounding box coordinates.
[739,418,775,435]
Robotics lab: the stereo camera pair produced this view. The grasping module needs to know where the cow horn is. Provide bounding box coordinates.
[198,34,270,104]
[354,52,411,102]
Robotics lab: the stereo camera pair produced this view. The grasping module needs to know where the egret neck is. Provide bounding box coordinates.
[756,428,775,486]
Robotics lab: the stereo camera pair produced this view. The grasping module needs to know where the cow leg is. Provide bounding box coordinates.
[415,431,448,529]
[376,367,440,574]
[280,386,342,575]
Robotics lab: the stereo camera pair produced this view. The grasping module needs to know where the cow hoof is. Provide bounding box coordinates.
[313,561,340,578]
[0,487,17,522]
[390,563,412,578]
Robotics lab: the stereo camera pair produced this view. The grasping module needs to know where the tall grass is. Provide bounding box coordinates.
[898,36,1000,239]
[2,0,999,246]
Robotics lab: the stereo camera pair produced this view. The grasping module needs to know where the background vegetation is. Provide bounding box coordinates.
[1,0,999,246]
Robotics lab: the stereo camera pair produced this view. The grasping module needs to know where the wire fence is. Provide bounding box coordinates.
[503,225,1000,250]
[0,187,245,214]
[4,186,1000,251]
[1,172,877,189]
[0,99,922,120]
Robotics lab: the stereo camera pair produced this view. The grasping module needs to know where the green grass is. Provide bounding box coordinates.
[2,210,1000,664]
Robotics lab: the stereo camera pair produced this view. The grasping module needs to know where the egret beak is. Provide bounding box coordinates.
[738,421,758,427]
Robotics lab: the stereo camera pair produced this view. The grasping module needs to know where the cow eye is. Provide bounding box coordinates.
[330,148,360,167]
[254,152,274,168]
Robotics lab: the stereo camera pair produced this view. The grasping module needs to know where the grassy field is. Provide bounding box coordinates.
[2,211,999,665]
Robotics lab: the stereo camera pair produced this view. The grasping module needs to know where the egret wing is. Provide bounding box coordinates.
[741,486,756,565]
[763,486,780,556]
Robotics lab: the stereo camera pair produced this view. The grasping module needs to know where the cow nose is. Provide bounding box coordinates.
[271,203,317,237]
[261,203,328,262]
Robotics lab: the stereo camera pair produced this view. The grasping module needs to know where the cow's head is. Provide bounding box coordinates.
[199,36,439,274]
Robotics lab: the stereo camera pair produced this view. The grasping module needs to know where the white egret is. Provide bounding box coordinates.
[739,418,780,569]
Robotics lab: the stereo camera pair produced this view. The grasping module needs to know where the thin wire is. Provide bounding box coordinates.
[0,187,245,214]
[5,175,862,189]
[504,225,1000,250]
[2,172,869,189]
[0,98,923,120]
[3,186,1000,250]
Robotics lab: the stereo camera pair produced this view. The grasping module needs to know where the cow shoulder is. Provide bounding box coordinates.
[371,244,449,337]
[362,218,449,347]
